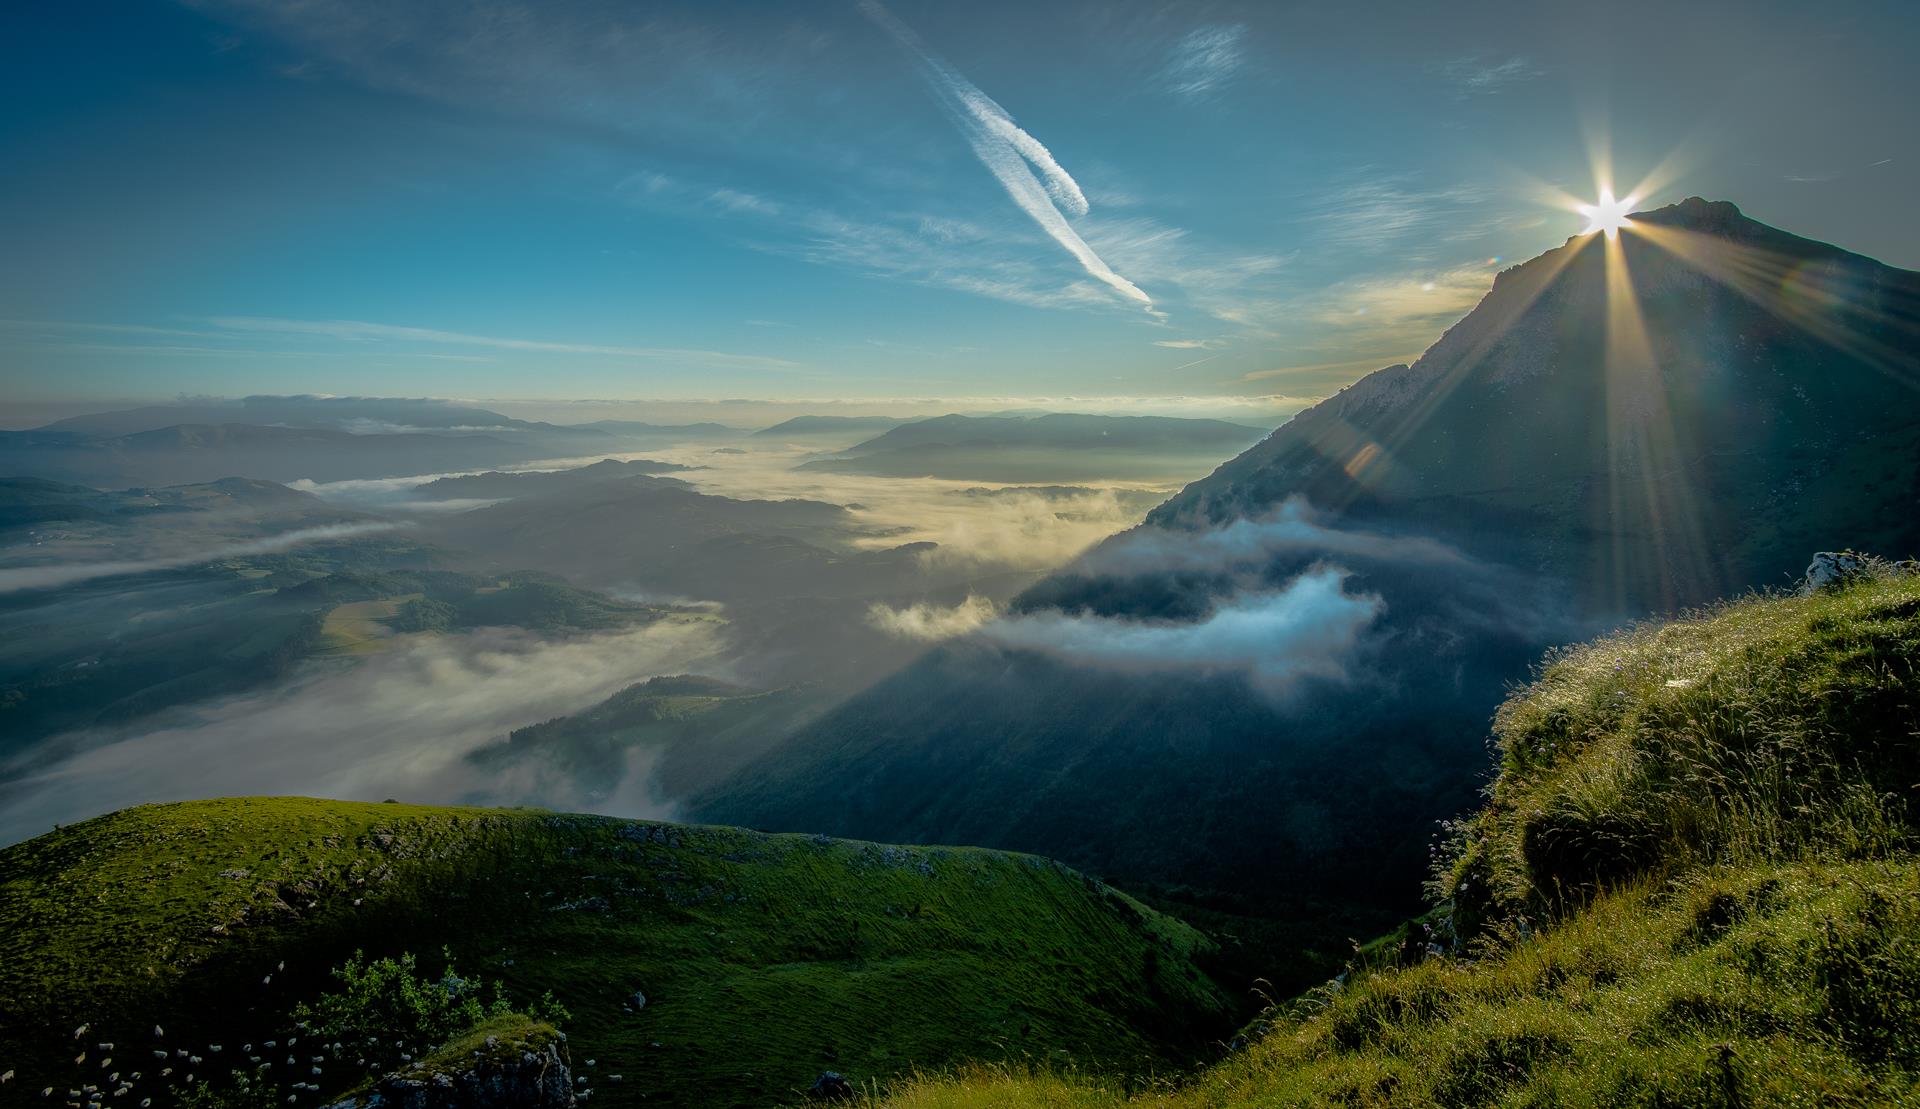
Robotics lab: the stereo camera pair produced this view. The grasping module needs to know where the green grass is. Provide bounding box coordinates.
[865,570,1920,1108]
[1440,569,1919,934]
[0,799,1236,1109]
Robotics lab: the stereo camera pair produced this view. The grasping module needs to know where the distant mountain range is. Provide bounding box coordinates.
[694,199,1920,986]
[0,398,741,487]
[751,414,916,437]
[797,413,1269,481]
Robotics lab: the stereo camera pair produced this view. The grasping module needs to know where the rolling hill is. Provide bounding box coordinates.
[0,800,1239,1109]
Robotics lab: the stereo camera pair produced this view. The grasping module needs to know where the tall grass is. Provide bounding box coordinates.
[1439,568,1918,936]
[871,570,1920,1108]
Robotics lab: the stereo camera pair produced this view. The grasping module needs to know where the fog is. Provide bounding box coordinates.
[0,616,723,845]
[1078,495,1466,577]
[979,566,1380,694]
[0,522,401,593]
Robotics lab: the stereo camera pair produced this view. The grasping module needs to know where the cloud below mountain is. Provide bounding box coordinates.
[867,594,999,640]
[1080,495,1466,576]
[978,565,1380,694]
[0,618,724,845]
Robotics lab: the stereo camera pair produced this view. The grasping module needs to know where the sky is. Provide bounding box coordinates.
[3,0,1917,424]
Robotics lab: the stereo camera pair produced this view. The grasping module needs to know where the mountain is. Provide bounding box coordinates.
[0,475,339,529]
[0,798,1238,1109]
[33,396,555,438]
[0,399,729,487]
[877,566,1920,1107]
[572,420,742,438]
[694,200,1920,986]
[752,415,915,437]
[463,675,834,808]
[1156,198,1920,614]
[843,414,1267,454]
[0,423,541,487]
[797,413,1269,482]
[410,459,694,501]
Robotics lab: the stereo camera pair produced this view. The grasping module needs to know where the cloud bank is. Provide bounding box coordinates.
[0,618,724,846]
[0,522,401,594]
[867,594,998,640]
[980,565,1380,694]
[1079,496,1465,577]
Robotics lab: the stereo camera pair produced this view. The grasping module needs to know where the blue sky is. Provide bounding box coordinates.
[3,0,1917,423]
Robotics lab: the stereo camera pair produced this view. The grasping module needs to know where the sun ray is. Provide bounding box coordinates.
[1595,228,1715,610]
[1629,220,1920,390]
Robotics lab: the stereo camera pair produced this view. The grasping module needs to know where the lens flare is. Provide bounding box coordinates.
[1578,188,1639,239]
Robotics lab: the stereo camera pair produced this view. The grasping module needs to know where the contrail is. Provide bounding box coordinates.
[0,521,401,593]
[859,0,1153,311]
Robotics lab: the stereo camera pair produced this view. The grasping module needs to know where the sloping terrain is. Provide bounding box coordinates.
[0,800,1238,1109]
[874,566,1920,1107]
[695,200,1920,982]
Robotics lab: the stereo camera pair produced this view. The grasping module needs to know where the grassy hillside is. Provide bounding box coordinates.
[466,675,832,806]
[0,799,1237,1109]
[869,568,1920,1107]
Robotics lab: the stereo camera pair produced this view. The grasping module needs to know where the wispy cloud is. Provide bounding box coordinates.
[203,317,800,370]
[1432,54,1544,97]
[858,0,1153,312]
[1301,174,1495,255]
[1153,338,1224,350]
[1310,264,1495,339]
[1160,25,1248,100]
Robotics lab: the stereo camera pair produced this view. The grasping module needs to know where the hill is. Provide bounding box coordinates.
[695,200,1920,981]
[31,397,573,439]
[796,414,1267,482]
[752,415,915,437]
[409,459,694,501]
[463,675,834,808]
[874,563,1920,1107]
[0,800,1238,1109]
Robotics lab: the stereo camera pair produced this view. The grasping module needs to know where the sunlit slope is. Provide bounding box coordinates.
[0,800,1236,1109]
[1152,198,1920,615]
[875,569,1920,1107]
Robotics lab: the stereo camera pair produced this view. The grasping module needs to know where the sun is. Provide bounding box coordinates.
[1578,187,1639,239]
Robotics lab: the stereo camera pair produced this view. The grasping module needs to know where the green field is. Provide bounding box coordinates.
[316,593,425,656]
[0,800,1238,1109]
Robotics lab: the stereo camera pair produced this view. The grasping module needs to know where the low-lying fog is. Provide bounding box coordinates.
[1,422,1228,844]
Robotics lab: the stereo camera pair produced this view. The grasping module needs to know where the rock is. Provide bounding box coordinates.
[808,1071,856,1101]
[1802,550,1870,593]
[328,1035,575,1109]
[629,991,646,1011]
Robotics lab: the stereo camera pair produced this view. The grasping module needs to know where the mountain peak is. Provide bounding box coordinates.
[1633,195,1745,229]
[1150,199,1920,613]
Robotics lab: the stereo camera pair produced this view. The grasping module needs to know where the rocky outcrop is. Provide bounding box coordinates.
[325,1027,574,1109]
[1803,550,1872,592]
